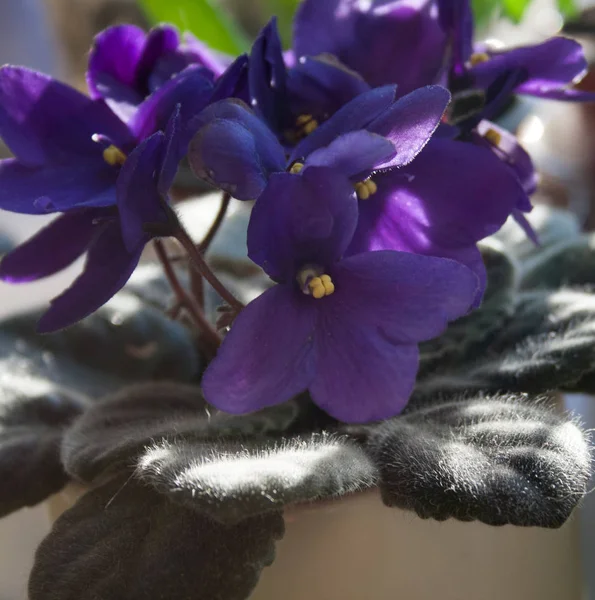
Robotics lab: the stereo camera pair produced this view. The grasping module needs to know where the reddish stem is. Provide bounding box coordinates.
[153,239,221,355]
[174,227,245,313]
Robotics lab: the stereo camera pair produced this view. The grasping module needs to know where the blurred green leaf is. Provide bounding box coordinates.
[138,0,250,55]
[471,0,499,28]
[474,0,578,26]
[502,0,531,22]
[556,0,578,17]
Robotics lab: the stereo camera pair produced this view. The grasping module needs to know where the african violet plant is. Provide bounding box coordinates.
[0,1,593,598]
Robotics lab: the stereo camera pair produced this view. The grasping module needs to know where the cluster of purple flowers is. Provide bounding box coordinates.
[0,0,591,422]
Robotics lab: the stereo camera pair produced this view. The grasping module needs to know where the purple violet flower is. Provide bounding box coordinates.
[202,166,480,423]
[291,0,551,235]
[293,0,594,106]
[0,124,175,333]
[188,87,526,304]
[188,85,450,200]
[87,24,235,121]
[293,0,448,96]
[0,66,194,331]
[249,18,370,143]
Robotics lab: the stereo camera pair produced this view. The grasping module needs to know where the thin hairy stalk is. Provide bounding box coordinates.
[174,227,245,313]
[153,239,221,354]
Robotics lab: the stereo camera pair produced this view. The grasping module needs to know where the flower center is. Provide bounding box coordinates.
[469,52,490,67]
[289,162,305,174]
[354,179,377,200]
[296,114,319,137]
[483,127,502,147]
[297,266,335,299]
[103,145,127,167]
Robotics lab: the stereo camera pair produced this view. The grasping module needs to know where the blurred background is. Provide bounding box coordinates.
[0,0,595,598]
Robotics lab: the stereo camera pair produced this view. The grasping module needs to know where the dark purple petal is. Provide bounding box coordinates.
[309,250,479,422]
[349,138,526,301]
[513,209,539,245]
[87,25,146,101]
[0,211,98,282]
[249,18,289,132]
[367,85,450,169]
[158,106,182,195]
[293,0,353,60]
[188,119,279,200]
[37,221,142,333]
[183,32,231,77]
[330,250,479,343]
[210,54,249,103]
[247,167,358,281]
[470,37,589,97]
[136,25,181,91]
[437,0,473,75]
[187,100,285,199]
[305,130,396,180]
[0,66,133,166]
[130,66,214,141]
[294,0,447,94]
[117,132,169,253]
[286,54,370,119]
[202,285,316,414]
[311,325,419,423]
[289,85,397,164]
[0,158,116,214]
[474,121,537,199]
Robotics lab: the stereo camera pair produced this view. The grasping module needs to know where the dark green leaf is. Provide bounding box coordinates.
[29,476,284,600]
[138,0,250,55]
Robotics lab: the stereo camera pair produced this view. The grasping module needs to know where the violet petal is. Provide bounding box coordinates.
[202,285,316,414]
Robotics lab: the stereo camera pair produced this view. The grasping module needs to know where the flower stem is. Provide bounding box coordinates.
[174,227,245,313]
[199,192,231,253]
[153,239,221,355]
[191,192,230,311]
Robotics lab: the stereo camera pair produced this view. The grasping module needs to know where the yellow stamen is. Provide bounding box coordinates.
[295,114,319,139]
[296,114,313,126]
[303,120,318,135]
[308,274,335,299]
[103,145,127,166]
[290,162,305,175]
[366,179,378,195]
[470,52,490,67]
[355,179,378,200]
[483,128,502,147]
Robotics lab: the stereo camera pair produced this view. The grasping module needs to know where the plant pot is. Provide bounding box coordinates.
[46,485,581,600]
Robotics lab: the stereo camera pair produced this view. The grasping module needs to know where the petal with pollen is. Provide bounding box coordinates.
[247,167,358,281]
[310,250,478,423]
[0,66,134,166]
[289,85,397,164]
[349,138,526,303]
[470,37,589,97]
[0,158,116,214]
